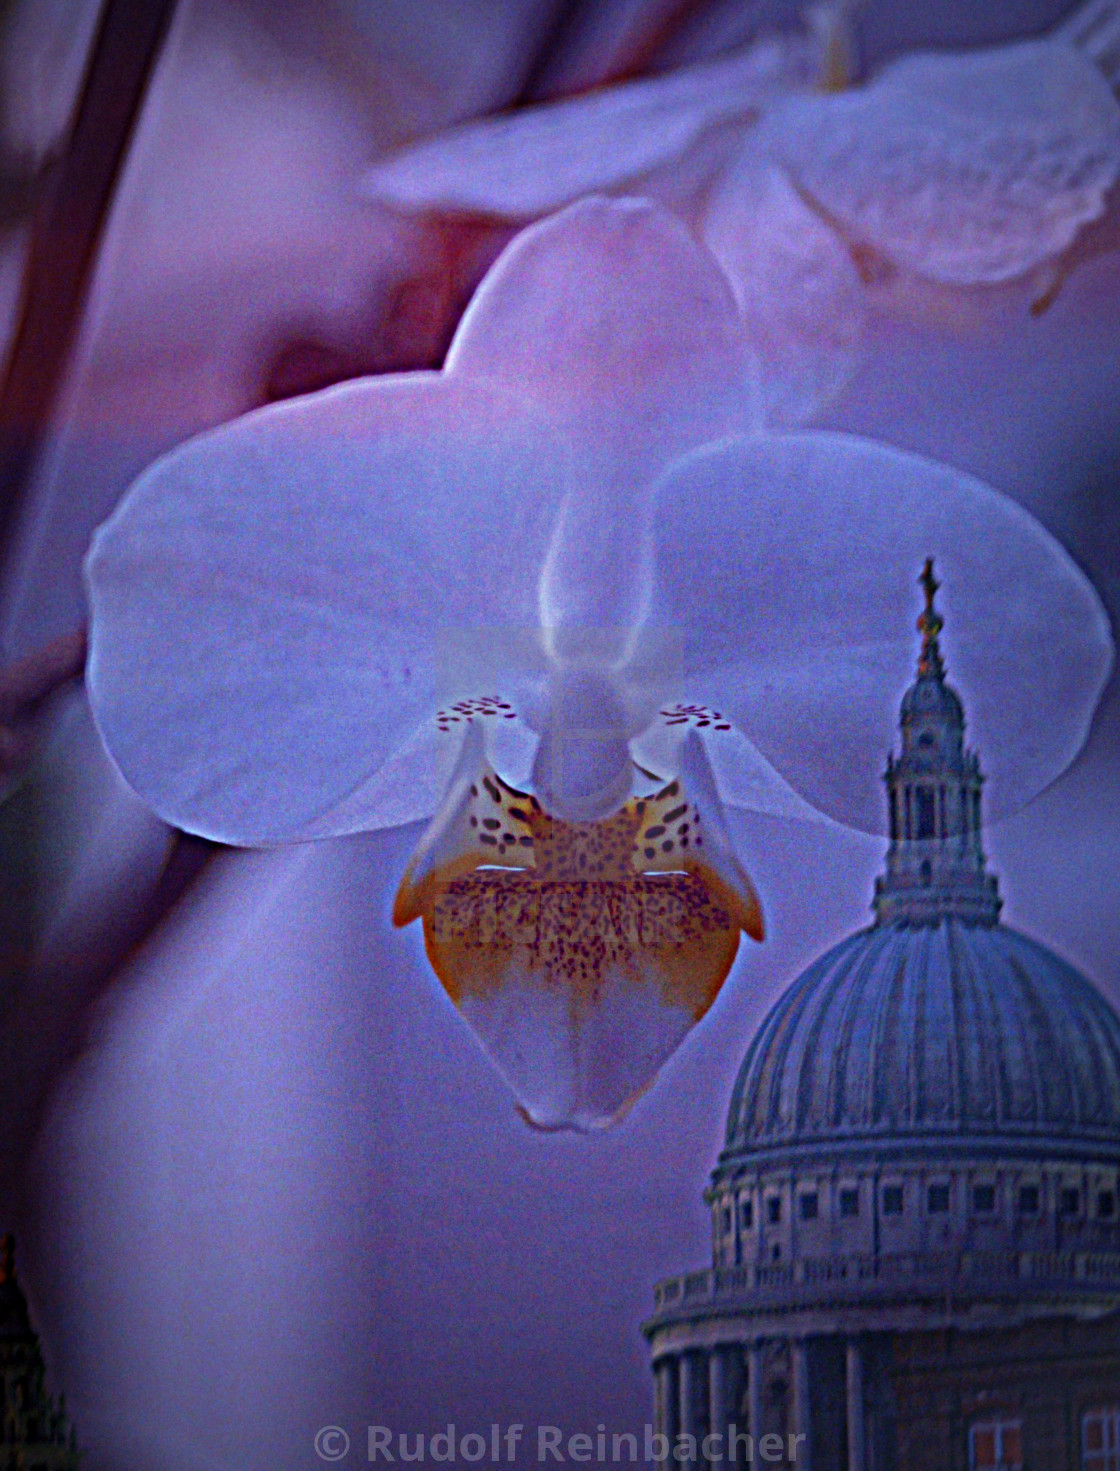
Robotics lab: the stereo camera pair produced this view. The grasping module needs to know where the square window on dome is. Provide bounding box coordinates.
[1060,1187,1081,1217]
[972,1184,996,1213]
[799,1192,818,1221]
[1018,1184,1040,1215]
[739,1199,753,1230]
[928,1183,950,1213]
[767,1196,782,1225]
[882,1185,904,1216]
[1098,1190,1116,1220]
[839,1188,859,1218]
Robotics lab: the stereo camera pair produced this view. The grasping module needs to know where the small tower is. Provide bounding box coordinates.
[0,1233,81,1469]
[873,559,1002,927]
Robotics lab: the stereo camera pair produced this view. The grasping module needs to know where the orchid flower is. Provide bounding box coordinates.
[360,15,1120,429]
[84,199,1112,1132]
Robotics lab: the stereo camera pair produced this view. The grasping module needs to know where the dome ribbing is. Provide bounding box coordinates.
[725,919,1120,1154]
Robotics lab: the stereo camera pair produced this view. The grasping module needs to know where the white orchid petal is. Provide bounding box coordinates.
[535,481,657,664]
[297,720,457,840]
[358,39,813,220]
[300,696,541,839]
[447,197,758,482]
[650,432,1113,833]
[450,196,758,674]
[701,157,866,429]
[460,964,696,1132]
[30,688,174,965]
[770,37,1120,285]
[85,374,565,845]
[631,716,832,828]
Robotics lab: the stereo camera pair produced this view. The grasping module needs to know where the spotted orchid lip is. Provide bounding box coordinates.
[395,724,761,1132]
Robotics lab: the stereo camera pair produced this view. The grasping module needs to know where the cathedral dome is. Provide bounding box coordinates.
[650,563,1120,1380]
[724,918,1120,1157]
[721,559,1120,1166]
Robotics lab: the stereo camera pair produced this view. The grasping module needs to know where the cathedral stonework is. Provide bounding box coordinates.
[644,566,1120,1471]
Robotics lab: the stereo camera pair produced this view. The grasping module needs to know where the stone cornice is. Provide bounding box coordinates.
[713,1131,1120,1180]
[644,1249,1120,1346]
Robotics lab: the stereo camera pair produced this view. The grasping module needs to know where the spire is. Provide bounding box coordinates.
[873,564,1001,928]
[916,557,945,679]
[0,1230,30,1335]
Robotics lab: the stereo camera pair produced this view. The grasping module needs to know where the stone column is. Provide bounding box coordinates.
[655,1357,676,1442]
[845,1339,866,1471]
[746,1341,764,1449]
[791,1339,812,1471]
[708,1347,727,1468]
[679,1350,698,1464]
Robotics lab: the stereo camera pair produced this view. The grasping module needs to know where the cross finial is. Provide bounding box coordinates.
[916,557,945,678]
[919,557,939,611]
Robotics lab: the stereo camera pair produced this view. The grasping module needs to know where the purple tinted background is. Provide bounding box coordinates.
[1,2,1117,1468]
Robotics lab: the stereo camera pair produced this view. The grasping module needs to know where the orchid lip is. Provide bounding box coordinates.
[394,723,762,1132]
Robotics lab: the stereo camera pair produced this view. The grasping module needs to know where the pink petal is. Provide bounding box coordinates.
[359,38,813,219]
[769,38,1120,285]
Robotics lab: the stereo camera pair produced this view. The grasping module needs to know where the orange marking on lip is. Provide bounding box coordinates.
[395,758,761,1021]
[422,868,742,1021]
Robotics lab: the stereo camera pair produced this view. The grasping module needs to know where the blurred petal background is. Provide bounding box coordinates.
[0,1,1117,1468]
